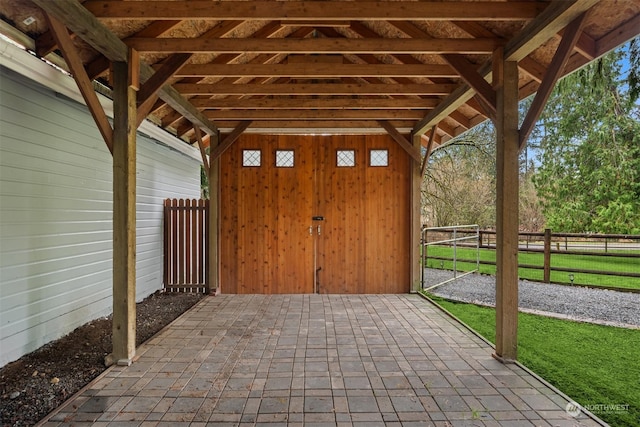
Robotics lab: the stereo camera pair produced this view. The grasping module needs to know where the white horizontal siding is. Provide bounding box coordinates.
[135,136,202,297]
[0,66,202,367]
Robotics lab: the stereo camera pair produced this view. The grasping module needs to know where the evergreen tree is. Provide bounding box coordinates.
[532,41,640,233]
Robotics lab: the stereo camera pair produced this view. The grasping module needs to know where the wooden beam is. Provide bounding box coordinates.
[518,56,546,83]
[448,110,471,130]
[44,13,113,153]
[35,27,75,57]
[420,124,438,177]
[412,0,600,135]
[214,120,416,131]
[567,30,596,60]
[519,12,588,148]
[194,126,210,175]
[84,1,549,20]
[137,54,189,111]
[596,13,640,57]
[127,48,140,90]
[136,19,244,123]
[108,60,138,366]
[445,55,496,117]
[504,0,600,61]
[207,131,220,294]
[389,21,498,126]
[410,132,422,293]
[473,93,497,123]
[174,82,457,96]
[87,20,183,80]
[452,20,549,87]
[205,110,427,120]
[378,120,421,163]
[152,21,287,114]
[209,121,252,163]
[174,63,457,78]
[191,98,440,110]
[32,0,220,136]
[126,37,501,54]
[282,21,351,27]
[494,54,519,363]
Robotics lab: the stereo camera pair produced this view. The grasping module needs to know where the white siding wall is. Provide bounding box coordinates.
[0,67,202,367]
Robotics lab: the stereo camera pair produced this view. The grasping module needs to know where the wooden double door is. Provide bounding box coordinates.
[220,134,409,294]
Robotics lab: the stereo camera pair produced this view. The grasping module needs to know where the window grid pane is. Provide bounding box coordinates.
[337,150,355,167]
[370,149,388,167]
[242,149,261,167]
[275,150,294,167]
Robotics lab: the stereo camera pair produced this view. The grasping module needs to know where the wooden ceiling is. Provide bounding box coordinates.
[1,0,639,149]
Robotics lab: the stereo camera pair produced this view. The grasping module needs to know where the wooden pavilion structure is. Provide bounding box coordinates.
[1,0,638,366]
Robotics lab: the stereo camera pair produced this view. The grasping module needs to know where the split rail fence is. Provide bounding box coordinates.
[422,227,640,291]
[163,198,209,293]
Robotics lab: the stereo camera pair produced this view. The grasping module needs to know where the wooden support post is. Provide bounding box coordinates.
[543,228,551,283]
[207,132,221,294]
[493,52,519,363]
[108,60,137,366]
[410,133,423,292]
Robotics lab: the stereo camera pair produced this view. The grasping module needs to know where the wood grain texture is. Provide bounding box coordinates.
[221,135,314,293]
[110,61,137,364]
[221,135,409,294]
[494,58,520,362]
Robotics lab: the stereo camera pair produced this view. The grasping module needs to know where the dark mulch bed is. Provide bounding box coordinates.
[0,291,204,427]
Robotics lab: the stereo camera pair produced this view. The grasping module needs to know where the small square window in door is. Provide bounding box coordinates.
[336,150,355,167]
[275,150,294,167]
[242,149,261,167]
[370,149,388,167]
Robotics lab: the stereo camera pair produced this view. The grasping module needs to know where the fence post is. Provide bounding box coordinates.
[163,199,169,287]
[475,226,480,272]
[543,228,551,283]
[453,227,457,278]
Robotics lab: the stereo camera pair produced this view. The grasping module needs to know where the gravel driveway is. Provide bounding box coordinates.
[423,269,640,328]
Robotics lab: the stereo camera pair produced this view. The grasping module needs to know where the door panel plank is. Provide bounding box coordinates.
[221,134,409,294]
[221,135,314,293]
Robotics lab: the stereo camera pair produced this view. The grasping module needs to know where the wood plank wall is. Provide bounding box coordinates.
[220,134,410,294]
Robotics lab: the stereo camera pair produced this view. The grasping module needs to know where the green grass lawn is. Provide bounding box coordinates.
[424,245,640,290]
[426,294,640,426]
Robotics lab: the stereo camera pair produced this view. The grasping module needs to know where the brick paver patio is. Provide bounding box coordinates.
[39,294,602,426]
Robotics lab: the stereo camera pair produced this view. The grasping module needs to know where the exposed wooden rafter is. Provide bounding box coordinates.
[173,63,457,78]
[126,37,502,54]
[87,20,183,80]
[31,0,220,137]
[191,98,440,110]
[11,0,635,140]
[83,1,549,21]
[412,0,601,135]
[205,110,428,121]
[174,83,457,96]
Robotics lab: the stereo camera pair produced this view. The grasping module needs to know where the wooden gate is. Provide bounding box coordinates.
[163,198,209,293]
[220,134,410,294]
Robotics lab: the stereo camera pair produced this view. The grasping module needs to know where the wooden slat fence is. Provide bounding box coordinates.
[163,198,209,293]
